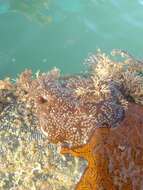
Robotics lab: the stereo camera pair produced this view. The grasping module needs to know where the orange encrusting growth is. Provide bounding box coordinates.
[61,102,143,190]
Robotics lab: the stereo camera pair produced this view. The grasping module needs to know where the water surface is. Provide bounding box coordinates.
[0,0,143,78]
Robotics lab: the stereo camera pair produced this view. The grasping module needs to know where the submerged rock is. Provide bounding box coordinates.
[0,50,143,189]
[0,87,87,190]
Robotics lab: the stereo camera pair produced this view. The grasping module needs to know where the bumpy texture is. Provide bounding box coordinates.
[1,50,143,189]
[0,83,87,190]
[18,70,126,147]
[61,102,143,189]
[17,50,143,146]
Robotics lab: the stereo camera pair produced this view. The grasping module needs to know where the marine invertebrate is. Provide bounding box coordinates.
[18,50,142,189]
[18,67,126,147]
[1,50,143,189]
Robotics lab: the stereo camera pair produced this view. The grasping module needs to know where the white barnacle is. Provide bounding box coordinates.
[75,87,86,97]
[118,145,126,151]
[40,127,48,137]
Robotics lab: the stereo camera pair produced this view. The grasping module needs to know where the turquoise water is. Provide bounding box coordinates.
[0,0,143,79]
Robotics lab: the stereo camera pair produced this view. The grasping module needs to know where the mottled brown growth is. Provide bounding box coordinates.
[16,50,143,189]
[16,50,143,147]
[17,69,126,147]
[1,51,143,190]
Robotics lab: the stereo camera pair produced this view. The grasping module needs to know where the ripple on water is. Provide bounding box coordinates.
[138,0,143,6]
